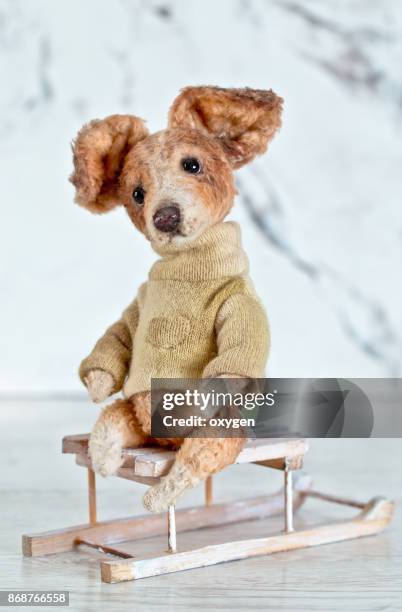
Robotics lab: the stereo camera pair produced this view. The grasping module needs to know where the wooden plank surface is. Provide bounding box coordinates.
[63,434,309,477]
[101,497,394,582]
[75,454,160,486]
[22,473,312,557]
[4,400,401,611]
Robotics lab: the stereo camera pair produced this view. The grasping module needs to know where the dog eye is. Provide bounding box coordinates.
[132,186,145,206]
[181,157,201,174]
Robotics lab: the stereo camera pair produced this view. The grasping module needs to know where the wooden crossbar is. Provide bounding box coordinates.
[22,474,312,557]
[62,434,309,480]
[100,497,395,582]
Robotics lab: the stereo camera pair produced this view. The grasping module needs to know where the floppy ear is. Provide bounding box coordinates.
[168,86,283,169]
[70,114,148,213]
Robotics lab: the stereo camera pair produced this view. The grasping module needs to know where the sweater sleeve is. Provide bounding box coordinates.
[202,294,270,379]
[79,299,140,393]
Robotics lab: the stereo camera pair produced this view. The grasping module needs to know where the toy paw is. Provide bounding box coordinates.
[84,369,114,403]
[142,463,200,513]
[88,435,123,478]
[142,484,173,513]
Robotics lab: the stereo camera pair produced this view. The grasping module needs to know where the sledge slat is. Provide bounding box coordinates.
[63,434,308,478]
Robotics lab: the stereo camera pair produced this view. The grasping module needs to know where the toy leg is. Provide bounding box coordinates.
[132,391,182,448]
[143,434,245,512]
[89,399,148,477]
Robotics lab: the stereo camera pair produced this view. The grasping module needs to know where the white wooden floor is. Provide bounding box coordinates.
[0,399,401,611]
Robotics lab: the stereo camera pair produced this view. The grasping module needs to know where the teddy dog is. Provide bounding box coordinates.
[70,86,283,513]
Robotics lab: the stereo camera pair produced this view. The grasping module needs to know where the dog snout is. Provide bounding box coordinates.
[153,205,181,233]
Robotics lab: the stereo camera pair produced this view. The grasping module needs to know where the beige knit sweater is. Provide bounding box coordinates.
[79,222,269,397]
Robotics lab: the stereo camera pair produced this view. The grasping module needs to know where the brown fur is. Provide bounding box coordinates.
[70,86,283,243]
[71,86,282,511]
[119,129,236,240]
[70,114,149,213]
[168,86,283,168]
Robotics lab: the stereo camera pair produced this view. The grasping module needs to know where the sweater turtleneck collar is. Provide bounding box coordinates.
[149,221,249,281]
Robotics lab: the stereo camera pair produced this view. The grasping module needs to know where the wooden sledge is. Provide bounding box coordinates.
[22,434,394,583]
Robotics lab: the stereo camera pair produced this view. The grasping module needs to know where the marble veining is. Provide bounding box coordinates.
[0,0,401,392]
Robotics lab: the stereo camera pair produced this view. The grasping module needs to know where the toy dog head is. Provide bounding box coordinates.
[70,86,282,250]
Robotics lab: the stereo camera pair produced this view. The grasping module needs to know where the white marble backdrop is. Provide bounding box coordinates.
[0,0,401,393]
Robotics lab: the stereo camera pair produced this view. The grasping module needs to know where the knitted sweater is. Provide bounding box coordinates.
[79,221,270,397]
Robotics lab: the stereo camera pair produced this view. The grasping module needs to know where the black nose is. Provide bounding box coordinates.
[153,205,181,233]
